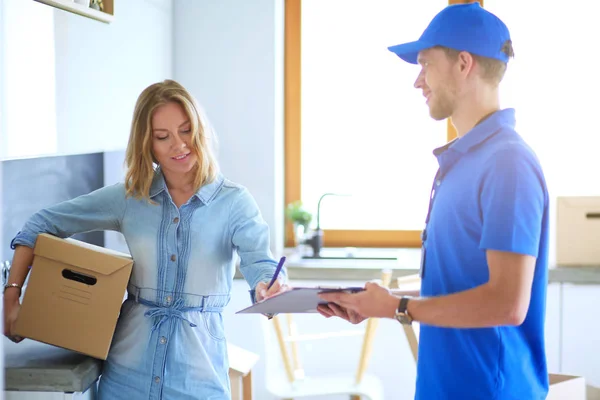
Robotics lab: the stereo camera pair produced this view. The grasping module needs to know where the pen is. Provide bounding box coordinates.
[267,256,286,290]
[264,256,285,320]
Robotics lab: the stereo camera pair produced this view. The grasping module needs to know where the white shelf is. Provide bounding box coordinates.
[33,0,114,23]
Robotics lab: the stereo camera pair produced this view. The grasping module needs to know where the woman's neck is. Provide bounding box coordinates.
[162,169,195,193]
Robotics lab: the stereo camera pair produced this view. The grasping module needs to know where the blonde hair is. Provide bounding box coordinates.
[438,41,514,86]
[124,79,219,201]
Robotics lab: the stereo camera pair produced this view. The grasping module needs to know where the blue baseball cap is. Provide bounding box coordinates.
[388,2,511,64]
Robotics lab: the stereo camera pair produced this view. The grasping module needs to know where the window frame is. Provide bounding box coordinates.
[284,0,477,248]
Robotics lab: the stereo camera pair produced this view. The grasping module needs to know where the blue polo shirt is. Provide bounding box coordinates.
[416,109,550,400]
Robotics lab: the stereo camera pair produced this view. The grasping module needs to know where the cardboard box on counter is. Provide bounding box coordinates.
[548,373,586,399]
[15,233,133,360]
[557,196,600,266]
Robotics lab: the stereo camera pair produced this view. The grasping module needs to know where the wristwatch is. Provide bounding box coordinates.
[394,297,413,325]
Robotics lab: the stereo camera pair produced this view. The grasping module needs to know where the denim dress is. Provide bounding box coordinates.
[11,170,281,399]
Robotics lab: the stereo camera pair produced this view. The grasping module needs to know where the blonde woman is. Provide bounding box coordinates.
[3,79,287,399]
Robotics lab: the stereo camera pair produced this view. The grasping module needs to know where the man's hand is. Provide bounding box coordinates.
[318,282,399,320]
[254,279,290,303]
[316,303,367,324]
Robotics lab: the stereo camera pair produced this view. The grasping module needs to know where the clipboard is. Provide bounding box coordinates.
[236,286,364,314]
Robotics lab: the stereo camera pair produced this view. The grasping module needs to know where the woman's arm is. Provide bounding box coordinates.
[229,187,286,300]
[3,245,33,341]
[4,183,128,341]
[10,183,127,249]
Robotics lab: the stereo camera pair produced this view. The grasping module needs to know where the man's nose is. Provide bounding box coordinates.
[414,70,425,89]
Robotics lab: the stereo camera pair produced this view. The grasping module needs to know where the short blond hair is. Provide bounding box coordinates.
[124,79,219,201]
[438,40,514,86]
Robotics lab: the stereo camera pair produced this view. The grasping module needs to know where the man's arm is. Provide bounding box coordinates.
[319,250,535,327]
[405,250,535,327]
[390,289,420,298]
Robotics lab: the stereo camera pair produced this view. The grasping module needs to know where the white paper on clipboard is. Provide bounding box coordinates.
[235,286,364,314]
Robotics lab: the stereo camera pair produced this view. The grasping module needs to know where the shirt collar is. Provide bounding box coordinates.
[149,168,224,205]
[447,108,516,154]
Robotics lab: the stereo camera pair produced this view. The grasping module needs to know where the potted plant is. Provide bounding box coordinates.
[286,200,313,246]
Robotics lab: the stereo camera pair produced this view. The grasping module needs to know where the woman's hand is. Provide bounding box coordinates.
[254,279,291,302]
[3,289,24,343]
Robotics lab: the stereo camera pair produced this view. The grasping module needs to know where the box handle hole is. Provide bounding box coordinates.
[61,269,97,285]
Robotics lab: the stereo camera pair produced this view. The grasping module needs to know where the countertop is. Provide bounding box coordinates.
[235,247,600,285]
[3,337,101,393]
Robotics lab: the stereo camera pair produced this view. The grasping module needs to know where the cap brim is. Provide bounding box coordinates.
[387,41,434,64]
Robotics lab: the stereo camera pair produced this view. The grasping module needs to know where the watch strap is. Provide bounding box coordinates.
[395,296,413,325]
[398,297,410,314]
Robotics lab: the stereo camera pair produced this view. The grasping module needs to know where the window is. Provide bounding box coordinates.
[485,0,600,198]
[1,0,57,159]
[285,0,455,247]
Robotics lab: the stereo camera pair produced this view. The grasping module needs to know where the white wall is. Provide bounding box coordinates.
[0,0,173,159]
[0,161,4,397]
[0,0,3,235]
[0,0,57,158]
[54,0,173,155]
[173,0,285,255]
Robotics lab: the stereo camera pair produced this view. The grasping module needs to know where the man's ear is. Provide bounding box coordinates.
[457,51,476,75]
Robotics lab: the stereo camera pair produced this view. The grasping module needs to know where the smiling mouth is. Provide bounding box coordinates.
[172,153,190,160]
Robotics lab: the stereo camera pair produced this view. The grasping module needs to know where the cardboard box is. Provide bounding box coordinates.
[15,233,133,360]
[557,196,600,266]
[548,374,586,399]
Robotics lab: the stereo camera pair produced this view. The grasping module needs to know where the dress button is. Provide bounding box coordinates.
[166,295,172,304]
[170,254,176,261]
[160,336,167,345]
[173,217,179,224]
[154,376,161,383]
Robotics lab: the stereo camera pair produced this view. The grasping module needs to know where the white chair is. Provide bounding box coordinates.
[260,271,394,400]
